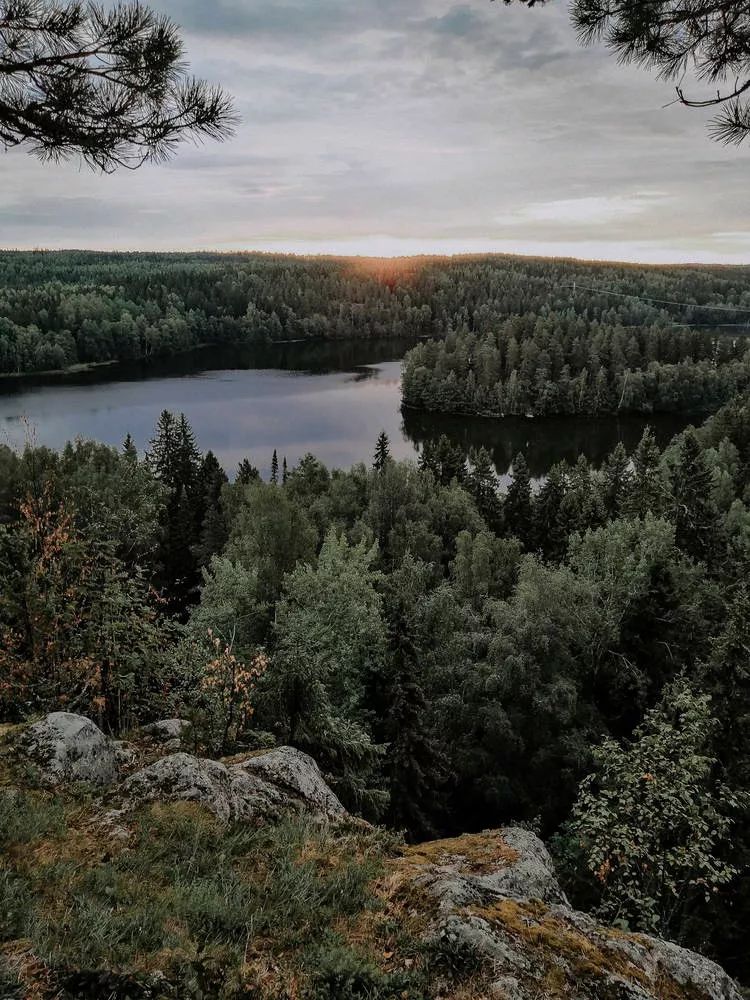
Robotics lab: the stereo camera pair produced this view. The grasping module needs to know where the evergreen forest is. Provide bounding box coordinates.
[3,252,750,397]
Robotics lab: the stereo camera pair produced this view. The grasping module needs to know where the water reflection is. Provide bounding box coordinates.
[402,409,689,480]
[0,340,697,480]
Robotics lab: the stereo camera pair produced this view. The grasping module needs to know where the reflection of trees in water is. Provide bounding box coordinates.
[0,338,417,392]
[401,408,691,481]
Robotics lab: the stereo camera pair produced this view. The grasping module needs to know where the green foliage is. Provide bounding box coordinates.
[303,936,425,1000]
[266,530,387,815]
[5,391,750,980]
[563,681,742,938]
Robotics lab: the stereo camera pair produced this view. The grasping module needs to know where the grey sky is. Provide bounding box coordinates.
[0,0,746,262]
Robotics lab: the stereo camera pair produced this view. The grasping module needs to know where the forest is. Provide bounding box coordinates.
[1,395,750,985]
[402,316,750,417]
[2,250,750,381]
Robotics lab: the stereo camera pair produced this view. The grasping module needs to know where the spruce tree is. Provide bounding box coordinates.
[122,433,138,462]
[533,461,569,560]
[419,434,466,486]
[625,427,666,518]
[503,452,533,547]
[599,441,632,520]
[147,411,203,610]
[270,449,279,485]
[670,430,721,563]
[373,430,392,472]
[383,608,449,840]
[194,451,228,567]
[467,447,502,529]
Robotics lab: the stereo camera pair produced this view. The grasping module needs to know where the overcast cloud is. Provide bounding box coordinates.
[0,0,745,262]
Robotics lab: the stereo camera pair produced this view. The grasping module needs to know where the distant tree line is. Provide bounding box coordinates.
[1,251,749,376]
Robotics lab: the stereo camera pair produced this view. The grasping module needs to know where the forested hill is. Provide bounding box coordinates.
[1,250,750,375]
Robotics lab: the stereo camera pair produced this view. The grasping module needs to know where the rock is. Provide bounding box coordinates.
[391,829,743,1000]
[111,740,138,768]
[140,718,191,742]
[237,746,346,819]
[20,712,119,788]
[119,747,345,824]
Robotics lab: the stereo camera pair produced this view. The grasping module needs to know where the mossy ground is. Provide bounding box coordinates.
[0,782,489,1000]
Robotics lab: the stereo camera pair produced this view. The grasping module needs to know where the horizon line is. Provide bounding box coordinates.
[2,246,750,269]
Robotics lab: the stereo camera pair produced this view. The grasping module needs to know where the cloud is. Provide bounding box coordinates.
[0,0,744,262]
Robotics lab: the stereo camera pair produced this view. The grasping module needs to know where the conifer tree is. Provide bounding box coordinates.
[670,430,722,562]
[383,607,449,840]
[282,456,288,484]
[122,433,138,462]
[599,441,632,520]
[236,457,260,484]
[270,449,279,485]
[147,410,203,609]
[373,430,392,472]
[503,452,533,547]
[419,434,466,486]
[467,447,502,529]
[194,451,228,567]
[625,427,667,518]
[533,461,569,560]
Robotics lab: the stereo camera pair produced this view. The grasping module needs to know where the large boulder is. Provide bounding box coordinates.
[389,828,742,1000]
[20,712,119,788]
[119,747,345,823]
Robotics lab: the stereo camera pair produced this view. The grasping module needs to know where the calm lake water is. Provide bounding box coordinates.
[0,340,693,480]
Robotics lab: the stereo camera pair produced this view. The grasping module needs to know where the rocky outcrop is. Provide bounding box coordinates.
[389,828,742,1000]
[19,712,119,788]
[119,747,346,823]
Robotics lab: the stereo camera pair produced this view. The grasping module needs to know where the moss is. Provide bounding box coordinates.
[398,830,519,875]
[471,898,713,1000]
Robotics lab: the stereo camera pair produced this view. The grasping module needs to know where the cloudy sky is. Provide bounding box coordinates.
[1,0,747,262]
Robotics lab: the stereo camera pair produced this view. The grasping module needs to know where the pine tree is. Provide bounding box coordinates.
[270,449,279,485]
[503,452,533,547]
[0,0,235,172]
[373,430,391,472]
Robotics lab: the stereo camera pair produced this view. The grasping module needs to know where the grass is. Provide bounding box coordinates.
[0,787,435,998]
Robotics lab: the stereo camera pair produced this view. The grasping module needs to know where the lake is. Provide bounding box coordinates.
[0,340,693,480]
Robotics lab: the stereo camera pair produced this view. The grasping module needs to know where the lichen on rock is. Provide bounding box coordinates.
[119,746,346,823]
[19,712,119,788]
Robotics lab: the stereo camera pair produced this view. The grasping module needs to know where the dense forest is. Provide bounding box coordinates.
[2,251,750,382]
[402,317,750,418]
[1,395,750,984]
